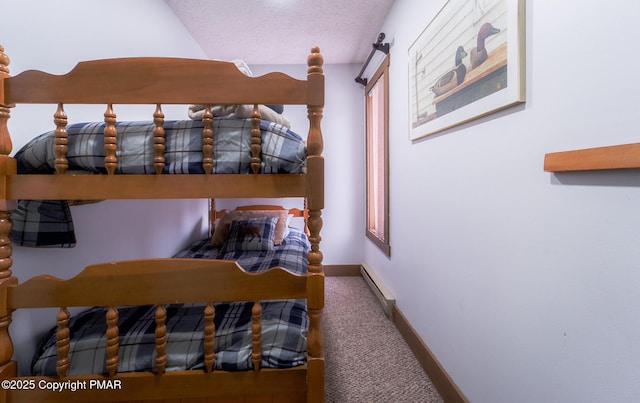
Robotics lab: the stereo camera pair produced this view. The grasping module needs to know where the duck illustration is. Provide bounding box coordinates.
[470,22,501,69]
[431,46,467,96]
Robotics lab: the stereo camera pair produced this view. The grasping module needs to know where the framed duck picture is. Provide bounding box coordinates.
[408,0,525,140]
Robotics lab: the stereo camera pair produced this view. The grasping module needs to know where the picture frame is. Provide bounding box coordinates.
[408,0,525,140]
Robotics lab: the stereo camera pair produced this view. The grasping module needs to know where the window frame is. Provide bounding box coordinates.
[365,54,391,256]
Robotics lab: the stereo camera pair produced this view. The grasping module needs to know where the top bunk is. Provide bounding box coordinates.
[0,45,324,202]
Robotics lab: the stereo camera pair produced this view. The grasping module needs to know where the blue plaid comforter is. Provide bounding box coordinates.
[11,118,307,247]
[31,228,310,376]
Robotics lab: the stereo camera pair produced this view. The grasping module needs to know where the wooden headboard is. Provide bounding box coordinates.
[209,200,309,235]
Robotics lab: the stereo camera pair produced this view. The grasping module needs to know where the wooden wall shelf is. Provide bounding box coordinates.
[544,142,640,172]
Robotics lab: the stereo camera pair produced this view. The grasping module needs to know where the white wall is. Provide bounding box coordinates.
[249,63,365,265]
[365,0,640,402]
[1,0,210,375]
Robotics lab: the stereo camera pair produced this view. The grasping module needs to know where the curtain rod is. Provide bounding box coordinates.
[355,33,390,86]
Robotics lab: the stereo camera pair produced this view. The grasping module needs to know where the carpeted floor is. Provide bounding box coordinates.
[323,276,444,403]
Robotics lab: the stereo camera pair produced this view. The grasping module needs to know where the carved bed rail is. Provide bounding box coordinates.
[8,259,307,308]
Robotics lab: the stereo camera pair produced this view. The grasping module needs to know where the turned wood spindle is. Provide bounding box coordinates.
[306,211,324,364]
[0,211,13,280]
[106,306,119,377]
[56,307,71,378]
[0,45,9,76]
[307,209,323,274]
[54,103,69,175]
[104,104,118,175]
[303,198,310,236]
[155,305,167,374]
[307,307,323,361]
[0,105,11,158]
[202,105,214,174]
[0,209,15,371]
[306,47,324,158]
[153,104,166,175]
[251,301,262,371]
[203,303,216,373]
[306,209,324,363]
[250,104,261,174]
[0,315,13,371]
[307,105,324,159]
[0,45,12,156]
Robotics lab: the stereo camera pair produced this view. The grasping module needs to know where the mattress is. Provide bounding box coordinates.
[15,118,306,175]
[11,117,307,248]
[31,227,310,376]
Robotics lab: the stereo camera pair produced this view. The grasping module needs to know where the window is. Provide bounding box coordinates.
[365,55,390,256]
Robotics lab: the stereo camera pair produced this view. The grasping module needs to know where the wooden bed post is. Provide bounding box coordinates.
[0,46,13,157]
[0,45,18,381]
[306,46,325,403]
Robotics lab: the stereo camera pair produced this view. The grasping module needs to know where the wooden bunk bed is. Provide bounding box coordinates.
[0,45,325,402]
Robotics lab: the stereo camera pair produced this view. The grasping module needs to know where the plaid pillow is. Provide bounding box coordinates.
[211,209,291,247]
[222,217,278,252]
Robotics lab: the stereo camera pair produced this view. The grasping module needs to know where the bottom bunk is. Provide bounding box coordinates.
[0,208,324,403]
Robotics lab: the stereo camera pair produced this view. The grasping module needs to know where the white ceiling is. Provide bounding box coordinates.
[164,0,395,65]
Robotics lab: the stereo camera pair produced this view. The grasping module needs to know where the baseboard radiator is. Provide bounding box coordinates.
[360,264,395,319]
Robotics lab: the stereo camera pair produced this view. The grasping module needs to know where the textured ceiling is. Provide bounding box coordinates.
[164,0,395,65]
